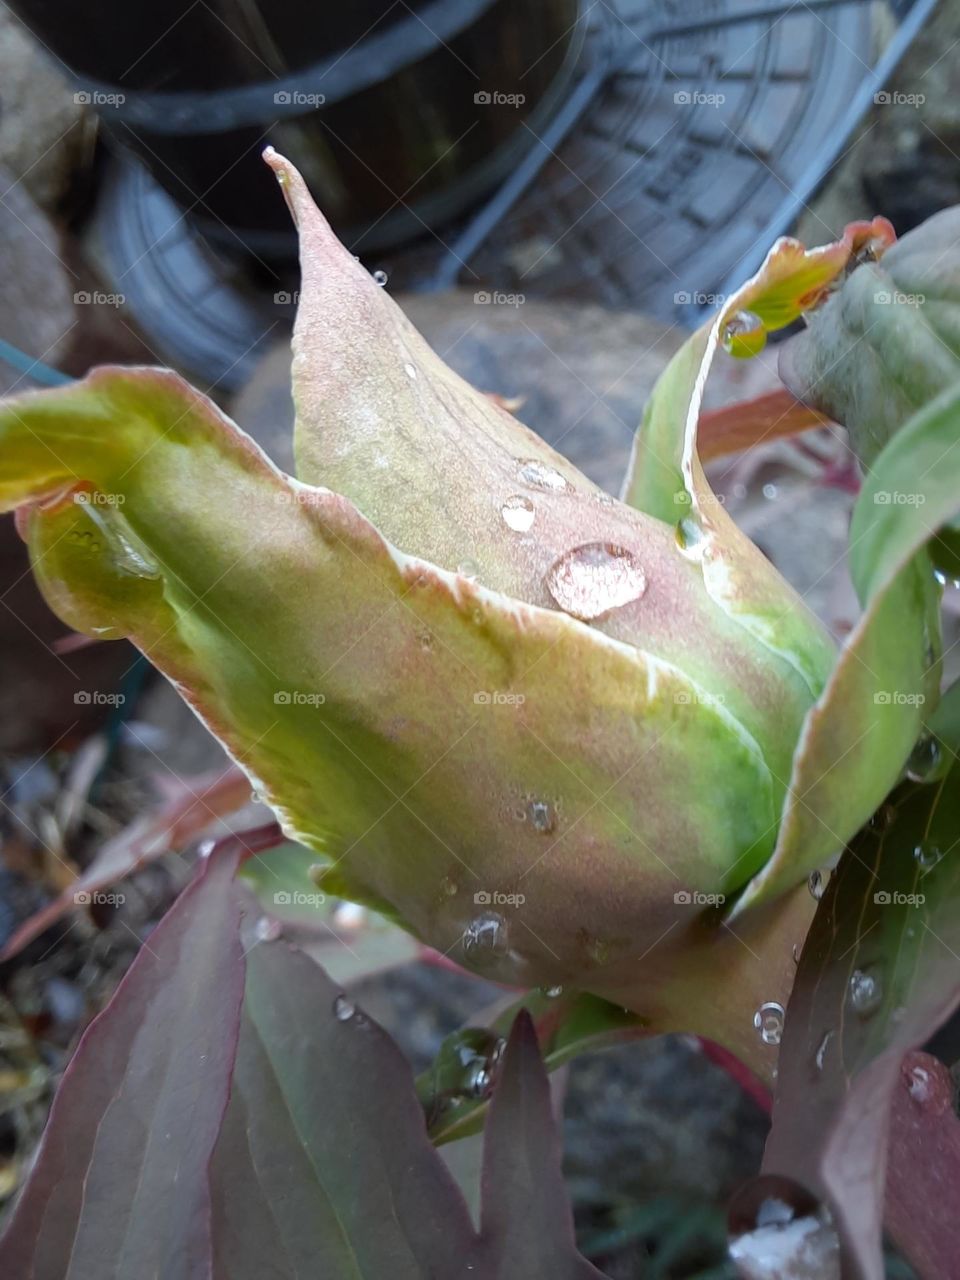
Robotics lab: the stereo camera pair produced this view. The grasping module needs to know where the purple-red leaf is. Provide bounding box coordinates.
[760,759,960,1280]
[210,926,477,1279]
[0,844,247,1279]
[884,1050,960,1280]
[473,1010,605,1279]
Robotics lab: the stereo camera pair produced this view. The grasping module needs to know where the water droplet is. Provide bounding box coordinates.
[372,269,388,287]
[914,840,944,872]
[197,839,217,859]
[815,1029,834,1072]
[431,1028,506,1102]
[332,902,366,929]
[905,735,946,783]
[542,984,564,998]
[791,942,802,964]
[848,967,883,1016]
[675,516,705,555]
[546,543,647,621]
[906,1064,932,1103]
[518,459,568,491]
[526,798,556,834]
[754,1001,785,1046]
[721,309,765,357]
[333,995,356,1021]
[418,631,434,652]
[501,494,535,532]
[441,875,458,897]
[762,482,779,501]
[868,804,896,832]
[808,870,826,900]
[463,910,509,959]
[458,557,480,581]
[404,362,417,379]
[255,916,283,943]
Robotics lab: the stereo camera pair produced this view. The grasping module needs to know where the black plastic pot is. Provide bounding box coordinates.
[13,0,582,255]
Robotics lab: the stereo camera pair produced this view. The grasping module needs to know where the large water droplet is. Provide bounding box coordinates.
[526,798,557,834]
[848,967,883,1017]
[754,1001,785,1046]
[722,309,765,357]
[404,362,417,380]
[906,1063,933,1103]
[675,516,706,556]
[905,735,946,784]
[430,1028,506,1103]
[808,870,826,900]
[541,984,564,999]
[500,494,535,532]
[458,557,480,581]
[546,543,646,620]
[372,269,388,286]
[333,995,356,1022]
[518,459,568,491]
[463,911,509,959]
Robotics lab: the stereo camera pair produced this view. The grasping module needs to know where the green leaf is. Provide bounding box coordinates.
[418,991,647,1144]
[733,382,960,913]
[0,365,820,1072]
[778,206,960,468]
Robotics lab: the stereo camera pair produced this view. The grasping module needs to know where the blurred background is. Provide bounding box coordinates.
[0,0,954,1274]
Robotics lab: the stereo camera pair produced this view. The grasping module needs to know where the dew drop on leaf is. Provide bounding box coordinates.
[526,798,556,834]
[814,1029,834,1072]
[913,840,944,872]
[518,459,568,491]
[808,870,826,900]
[463,911,509,959]
[905,734,946,783]
[254,916,283,943]
[721,309,765,357]
[500,494,535,532]
[848,967,883,1017]
[372,269,388,286]
[541,984,564,999]
[753,1001,785,1046]
[546,543,646,620]
[333,995,356,1022]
